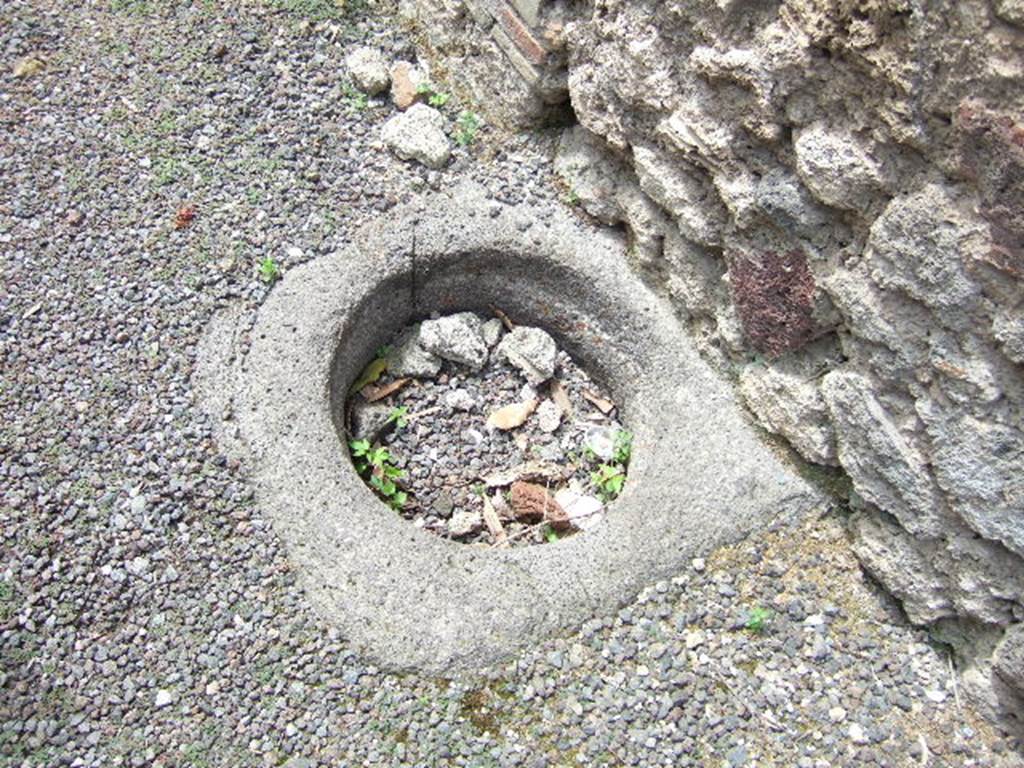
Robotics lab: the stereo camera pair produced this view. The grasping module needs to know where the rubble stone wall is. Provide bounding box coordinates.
[403,0,1024,732]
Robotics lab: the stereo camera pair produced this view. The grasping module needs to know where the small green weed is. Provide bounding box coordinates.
[564,187,580,206]
[258,256,280,284]
[591,464,625,502]
[454,111,481,146]
[350,440,408,510]
[153,157,181,187]
[341,81,369,111]
[386,406,409,429]
[415,81,450,107]
[587,429,632,502]
[744,606,772,634]
[0,581,18,623]
[612,429,632,464]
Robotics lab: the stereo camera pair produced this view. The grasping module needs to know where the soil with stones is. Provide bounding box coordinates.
[345,312,629,547]
[2,0,1022,764]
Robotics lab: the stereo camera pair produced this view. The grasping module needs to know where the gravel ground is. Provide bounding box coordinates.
[1,1,1022,766]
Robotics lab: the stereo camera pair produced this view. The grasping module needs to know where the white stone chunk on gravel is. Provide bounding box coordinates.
[554,487,604,531]
[496,326,558,385]
[154,689,173,708]
[481,317,505,348]
[448,509,482,537]
[419,313,488,369]
[583,424,620,462]
[381,103,451,169]
[444,388,476,412]
[535,399,562,433]
[345,46,390,95]
[386,325,442,378]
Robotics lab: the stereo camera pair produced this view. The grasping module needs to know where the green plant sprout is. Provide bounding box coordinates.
[341,81,369,111]
[612,429,633,465]
[386,406,409,428]
[585,429,632,501]
[258,256,280,284]
[415,81,450,107]
[455,111,481,146]
[591,463,625,502]
[744,606,772,634]
[349,439,407,510]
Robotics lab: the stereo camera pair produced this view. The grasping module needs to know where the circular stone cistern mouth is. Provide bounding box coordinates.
[341,310,633,549]
[199,183,822,672]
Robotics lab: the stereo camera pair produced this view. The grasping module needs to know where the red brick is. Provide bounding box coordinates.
[495,3,548,65]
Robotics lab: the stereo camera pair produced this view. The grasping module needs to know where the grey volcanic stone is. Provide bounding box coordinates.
[481,317,505,348]
[535,399,562,433]
[821,371,945,538]
[382,103,450,169]
[633,143,726,246]
[496,326,557,385]
[448,509,482,537]
[420,312,488,369]
[921,404,1024,558]
[865,185,987,314]
[444,388,476,412]
[793,123,887,210]
[345,46,390,94]
[994,0,1024,26]
[386,324,442,378]
[351,401,394,443]
[553,126,630,225]
[739,358,837,466]
[993,624,1024,698]
[850,512,953,625]
[993,306,1024,364]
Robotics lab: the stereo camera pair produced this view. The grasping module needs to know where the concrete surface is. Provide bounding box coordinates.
[198,182,823,672]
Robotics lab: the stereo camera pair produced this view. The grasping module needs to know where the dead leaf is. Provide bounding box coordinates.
[361,377,410,403]
[349,356,388,395]
[482,494,507,546]
[492,307,515,332]
[510,481,572,531]
[549,379,573,418]
[13,56,44,78]
[582,389,615,415]
[486,398,538,430]
[484,460,565,488]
